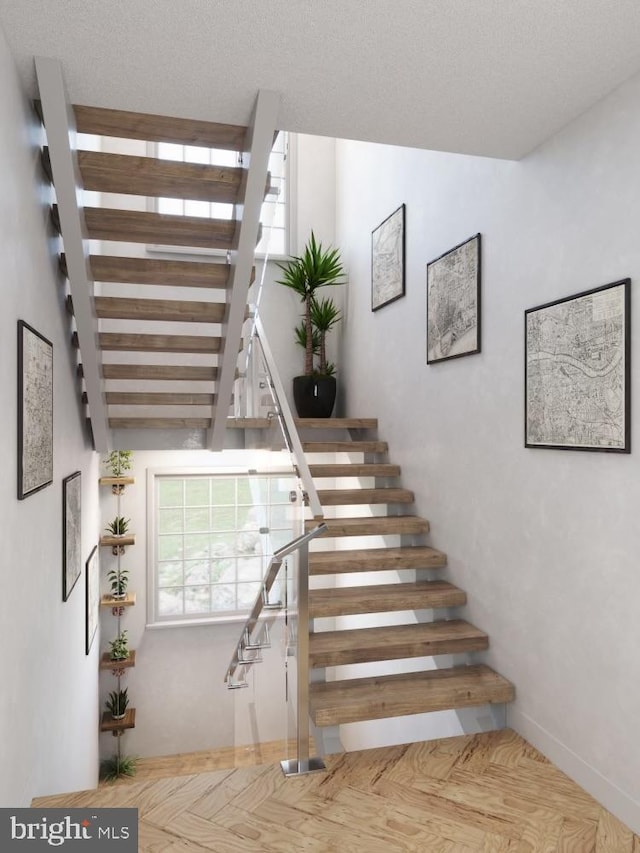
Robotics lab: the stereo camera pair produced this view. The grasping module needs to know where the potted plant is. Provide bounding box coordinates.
[105,687,129,721]
[100,754,137,782]
[103,451,133,494]
[105,516,130,538]
[108,630,129,662]
[107,567,129,600]
[276,232,345,417]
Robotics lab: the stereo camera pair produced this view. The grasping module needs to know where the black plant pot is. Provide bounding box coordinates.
[293,375,336,418]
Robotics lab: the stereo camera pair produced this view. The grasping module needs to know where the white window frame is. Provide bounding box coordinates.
[145,133,297,262]
[146,465,298,628]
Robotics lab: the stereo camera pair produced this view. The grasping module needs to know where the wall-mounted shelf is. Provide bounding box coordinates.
[100,592,136,609]
[100,534,135,555]
[100,650,136,672]
[100,708,136,735]
[99,477,135,487]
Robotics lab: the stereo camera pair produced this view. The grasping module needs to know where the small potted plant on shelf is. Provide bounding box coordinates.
[276,231,345,418]
[105,687,129,721]
[105,516,130,538]
[103,450,133,494]
[107,568,129,601]
[108,630,130,662]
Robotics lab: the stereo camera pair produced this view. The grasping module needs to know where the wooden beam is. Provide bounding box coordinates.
[76,149,243,203]
[210,90,281,451]
[94,296,226,323]
[105,392,215,406]
[73,104,247,150]
[99,333,222,353]
[102,364,218,381]
[81,207,238,249]
[35,57,110,450]
[110,418,211,429]
[88,255,233,288]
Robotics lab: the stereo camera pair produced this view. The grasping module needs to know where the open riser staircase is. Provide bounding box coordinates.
[35,57,280,451]
[231,417,515,753]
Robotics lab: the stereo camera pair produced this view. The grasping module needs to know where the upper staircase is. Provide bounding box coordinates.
[35,57,280,451]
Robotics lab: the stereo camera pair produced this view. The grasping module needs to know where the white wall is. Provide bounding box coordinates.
[0,27,101,804]
[98,448,296,759]
[336,71,640,831]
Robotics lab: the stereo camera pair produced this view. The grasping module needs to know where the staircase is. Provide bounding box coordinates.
[35,57,280,451]
[295,418,515,734]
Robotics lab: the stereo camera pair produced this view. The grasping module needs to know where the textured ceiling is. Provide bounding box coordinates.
[2,0,640,159]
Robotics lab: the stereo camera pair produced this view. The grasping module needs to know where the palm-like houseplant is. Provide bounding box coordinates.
[276,232,345,417]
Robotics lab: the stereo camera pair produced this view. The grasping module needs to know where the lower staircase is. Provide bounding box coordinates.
[295,417,514,737]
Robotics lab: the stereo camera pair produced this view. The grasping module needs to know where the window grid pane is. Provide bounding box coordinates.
[155,474,294,620]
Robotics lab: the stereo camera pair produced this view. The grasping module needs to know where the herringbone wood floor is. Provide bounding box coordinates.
[33,729,639,851]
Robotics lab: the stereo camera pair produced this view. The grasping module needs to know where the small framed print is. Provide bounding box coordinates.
[85,545,99,655]
[525,278,630,452]
[427,233,481,364]
[371,204,405,311]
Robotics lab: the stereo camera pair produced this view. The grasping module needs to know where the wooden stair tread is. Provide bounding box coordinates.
[81,207,239,249]
[106,392,214,406]
[296,418,377,429]
[309,545,447,574]
[309,620,488,668]
[309,664,515,727]
[73,104,247,150]
[309,580,465,617]
[87,255,233,288]
[309,463,400,478]
[99,333,222,353]
[102,364,218,381]
[302,441,388,454]
[316,488,414,505]
[77,149,244,203]
[306,516,429,537]
[110,418,211,429]
[94,296,226,324]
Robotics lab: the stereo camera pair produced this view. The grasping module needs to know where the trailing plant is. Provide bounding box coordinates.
[276,232,345,376]
[107,568,129,598]
[108,630,129,661]
[100,755,137,782]
[105,516,130,537]
[103,450,133,478]
[105,688,129,719]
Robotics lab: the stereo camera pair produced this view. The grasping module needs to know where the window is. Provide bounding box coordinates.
[148,470,296,625]
[155,131,290,257]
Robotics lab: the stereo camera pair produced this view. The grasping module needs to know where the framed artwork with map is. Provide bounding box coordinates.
[371,204,405,311]
[427,234,481,364]
[525,279,630,452]
[17,321,53,499]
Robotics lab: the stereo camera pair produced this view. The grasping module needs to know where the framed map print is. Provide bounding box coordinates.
[427,234,481,363]
[371,204,405,311]
[525,279,630,452]
[17,320,53,499]
[63,471,82,601]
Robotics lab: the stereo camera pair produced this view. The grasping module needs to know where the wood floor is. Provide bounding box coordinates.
[33,729,639,852]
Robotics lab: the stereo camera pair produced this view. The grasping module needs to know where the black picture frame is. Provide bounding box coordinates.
[426,233,481,364]
[371,204,405,311]
[63,471,82,601]
[525,278,631,453]
[85,545,99,655]
[17,320,53,499]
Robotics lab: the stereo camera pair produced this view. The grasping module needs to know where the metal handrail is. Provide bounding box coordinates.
[225,523,326,685]
[253,315,324,519]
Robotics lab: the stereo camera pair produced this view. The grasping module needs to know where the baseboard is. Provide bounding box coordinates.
[509,707,640,835]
